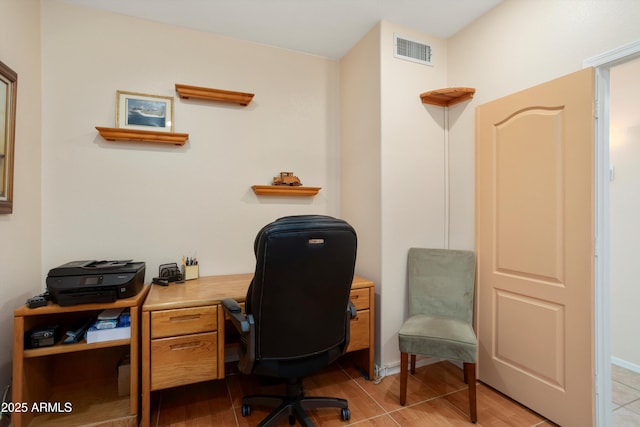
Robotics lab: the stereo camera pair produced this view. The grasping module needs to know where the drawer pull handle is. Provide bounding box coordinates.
[170,341,202,350]
[352,295,359,299]
[169,314,201,322]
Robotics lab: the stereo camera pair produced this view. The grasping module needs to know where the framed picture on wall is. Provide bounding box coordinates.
[116,91,174,132]
[0,60,17,214]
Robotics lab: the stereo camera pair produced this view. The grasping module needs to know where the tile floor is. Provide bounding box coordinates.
[151,360,557,426]
[612,364,640,426]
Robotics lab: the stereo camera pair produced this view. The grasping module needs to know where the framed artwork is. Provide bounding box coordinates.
[116,91,174,132]
[0,60,17,214]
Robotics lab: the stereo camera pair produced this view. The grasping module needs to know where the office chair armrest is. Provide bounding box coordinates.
[222,298,256,374]
[348,300,357,319]
[222,298,251,333]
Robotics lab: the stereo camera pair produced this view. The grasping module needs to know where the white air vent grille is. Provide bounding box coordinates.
[394,34,433,66]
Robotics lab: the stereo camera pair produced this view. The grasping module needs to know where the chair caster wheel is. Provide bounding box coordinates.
[241,404,251,417]
[341,407,351,421]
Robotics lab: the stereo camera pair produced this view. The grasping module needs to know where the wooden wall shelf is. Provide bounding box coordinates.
[252,185,321,197]
[96,127,189,146]
[175,84,254,106]
[420,87,476,107]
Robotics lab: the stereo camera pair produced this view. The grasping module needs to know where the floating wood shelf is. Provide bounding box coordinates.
[252,185,321,197]
[96,127,189,146]
[175,84,255,106]
[420,87,476,107]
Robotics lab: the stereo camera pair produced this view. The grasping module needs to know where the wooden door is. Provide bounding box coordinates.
[475,68,595,427]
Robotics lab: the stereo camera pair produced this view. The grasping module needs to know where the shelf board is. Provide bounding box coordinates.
[252,185,321,197]
[27,381,133,427]
[420,87,476,107]
[175,84,254,106]
[24,338,130,358]
[96,127,188,145]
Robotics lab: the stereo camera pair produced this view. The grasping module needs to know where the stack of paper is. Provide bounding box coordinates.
[86,308,131,344]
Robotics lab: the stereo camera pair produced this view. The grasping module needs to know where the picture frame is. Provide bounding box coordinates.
[0,60,17,214]
[116,91,174,132]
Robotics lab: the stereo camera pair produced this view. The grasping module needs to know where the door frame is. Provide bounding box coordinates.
[583,39,640,427]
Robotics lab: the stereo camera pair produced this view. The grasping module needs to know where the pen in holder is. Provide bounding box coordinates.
[182,257,199,280]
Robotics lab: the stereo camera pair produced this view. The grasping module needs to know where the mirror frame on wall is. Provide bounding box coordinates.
[0,60,17,214]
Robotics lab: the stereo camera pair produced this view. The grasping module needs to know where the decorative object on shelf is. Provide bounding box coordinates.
[95,126,189,146]
[252,185,321,197]
[175,84,254,106]
[272,171,302,186]
[420,87,475,107]
[0,60,17,214]
[117,90,174,132]
[252,171,320,196]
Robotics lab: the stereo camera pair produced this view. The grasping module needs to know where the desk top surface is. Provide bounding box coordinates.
[143,273,373,312]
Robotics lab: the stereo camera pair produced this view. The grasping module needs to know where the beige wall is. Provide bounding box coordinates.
[0,0,42,389]
[346,0,640,371]
[447,0,640,251]
[340,24,382,295]
[40,1,341,282]
[610,58,640,369]
[341,20,448,369]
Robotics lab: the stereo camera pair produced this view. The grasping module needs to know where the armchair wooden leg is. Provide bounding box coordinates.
[464,362,477,423]
[410,354,416,375]
[400,352,408,406]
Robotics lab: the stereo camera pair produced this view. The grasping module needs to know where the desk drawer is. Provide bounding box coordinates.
[350,288,370,311]
[151,332,218,390]
[152,306,217,339]
[346,309,369,352]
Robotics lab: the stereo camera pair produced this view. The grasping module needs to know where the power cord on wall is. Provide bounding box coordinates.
[0,383,10,427]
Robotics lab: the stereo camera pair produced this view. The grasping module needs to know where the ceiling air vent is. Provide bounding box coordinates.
[394,34,433,66]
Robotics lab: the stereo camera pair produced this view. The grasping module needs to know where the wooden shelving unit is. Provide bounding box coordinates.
[420,87,476,107]
[12,287,150,427]
[175,84,254,106]
[252,185,321,197]
[96,127,189,146]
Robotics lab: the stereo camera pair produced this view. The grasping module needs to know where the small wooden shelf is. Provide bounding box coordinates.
[175,84,254,106]
[420,87,475,107]
[252,185,321,197]
[95,127,189,146]
[23,338,130,358]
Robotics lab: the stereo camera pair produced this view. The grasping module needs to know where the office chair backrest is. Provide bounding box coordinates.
[248,215,357,361]
[407,248,476,323]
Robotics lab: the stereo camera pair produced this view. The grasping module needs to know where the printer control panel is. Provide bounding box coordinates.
[81,276,103,286]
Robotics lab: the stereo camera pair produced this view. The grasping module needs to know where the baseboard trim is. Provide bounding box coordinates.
[612,356,640,374]
[376,356,445,378]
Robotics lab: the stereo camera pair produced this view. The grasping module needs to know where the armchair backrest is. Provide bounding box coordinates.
[247,215,357,361]
[407,248,476,323]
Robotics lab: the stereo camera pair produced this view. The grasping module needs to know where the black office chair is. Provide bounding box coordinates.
[223,215,358,427]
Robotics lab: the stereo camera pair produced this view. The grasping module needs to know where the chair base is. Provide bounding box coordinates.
[242,377,350,427]
[399,353,477,424]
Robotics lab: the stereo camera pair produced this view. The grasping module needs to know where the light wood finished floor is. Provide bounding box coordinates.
[151,360,558,426]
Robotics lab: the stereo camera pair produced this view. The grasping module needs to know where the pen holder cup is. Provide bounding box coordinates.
[182,265,199,281]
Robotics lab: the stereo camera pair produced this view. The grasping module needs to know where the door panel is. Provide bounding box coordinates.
[476,68,595,427]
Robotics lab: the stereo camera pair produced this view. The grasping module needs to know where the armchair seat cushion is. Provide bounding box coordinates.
[398,314,477,363]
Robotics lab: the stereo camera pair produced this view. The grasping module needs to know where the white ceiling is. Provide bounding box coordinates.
[63,0,503,59]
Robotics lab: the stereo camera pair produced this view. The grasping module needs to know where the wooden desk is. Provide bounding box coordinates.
[140,273,374,427]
